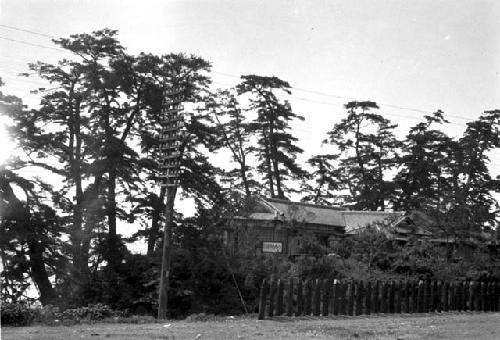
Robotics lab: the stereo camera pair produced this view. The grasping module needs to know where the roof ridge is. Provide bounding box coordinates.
[265,197,345,211]
[342,210,404,215]
[255,195,284,215]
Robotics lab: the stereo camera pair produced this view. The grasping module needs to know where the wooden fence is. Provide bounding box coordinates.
[258,278,500,319]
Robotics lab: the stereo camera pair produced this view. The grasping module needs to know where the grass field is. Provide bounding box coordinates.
[2,312,500,339]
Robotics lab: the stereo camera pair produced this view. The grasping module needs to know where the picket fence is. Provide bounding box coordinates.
[257,278,500,320]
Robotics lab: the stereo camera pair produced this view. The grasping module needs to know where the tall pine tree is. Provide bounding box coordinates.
[325,101,401,210]
[236,75,306,199]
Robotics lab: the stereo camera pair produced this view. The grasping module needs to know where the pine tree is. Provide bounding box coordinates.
[325,101,401,210]
[301,154,341,205]
[393,110,453,211]
[208,89,258,196]
[236,75,306,198]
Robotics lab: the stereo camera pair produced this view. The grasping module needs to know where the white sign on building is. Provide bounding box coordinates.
[262,241,283,253]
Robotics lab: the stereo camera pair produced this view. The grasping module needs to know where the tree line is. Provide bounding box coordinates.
[0,29,499,313]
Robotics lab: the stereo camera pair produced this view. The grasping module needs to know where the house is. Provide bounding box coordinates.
[388,210,498,246]
[223,196,403,255]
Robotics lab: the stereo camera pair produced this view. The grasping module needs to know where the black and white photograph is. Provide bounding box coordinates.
[1,1,500,339]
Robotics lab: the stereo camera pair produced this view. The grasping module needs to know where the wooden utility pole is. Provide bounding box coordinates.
[156,88,184,319]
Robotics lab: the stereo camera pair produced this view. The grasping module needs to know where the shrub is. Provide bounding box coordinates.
[1,302,146,326]
[59,303,116,322]
[1,302,35,326]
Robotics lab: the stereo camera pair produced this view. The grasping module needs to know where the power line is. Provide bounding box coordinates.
[0,24,55,39]
[212,69,474,122]
[0,25,485,126]
[289,95,466,127]
[0,36,69,53]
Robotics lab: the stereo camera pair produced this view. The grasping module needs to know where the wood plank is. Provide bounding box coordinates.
[276,279,284,316]
[313,279,321,316]
[258,279,269,320]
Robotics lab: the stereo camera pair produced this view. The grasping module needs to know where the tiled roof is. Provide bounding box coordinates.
[244,197,402,230]
[342,210,404,233]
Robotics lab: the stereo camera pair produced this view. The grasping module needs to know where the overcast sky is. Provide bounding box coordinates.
[1,1,499,243]
[1,0,499,156]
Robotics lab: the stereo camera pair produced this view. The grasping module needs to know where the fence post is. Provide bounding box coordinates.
[429,280,435,312]
[305,280,312,315]
[366,281,372,315]
[469,281,475,311]
[488,282,494,312]
[388,281,395,313]
[463,281,469,311]
[313,279,321,316]
[404,281,410,313]
[463,281,468,311]
[411,281,417,313]
[480,282,486,311]
[395,281,402,314]
[322,279,331,316]
[297,280,303,316]
[493,282,497,312]
[373,281,380,314]
[340,282,347,315]
[268,279,277,317]
[421,280,427,313]
[258,278,269,320]
[426,280,433,312]
[454,281,459,311]
[448,282,454,311]
[436,281,442,313]
[347,280,354,316]
[416,280,423,313]
[472,281,479,311]
[495,282,500,312]
[484,282,489,312]
[329,278,335,315]
[333,281,339,316]
[491,281,496,311]
[355,281,363,316]
[434,280,440,312]
[286,278,294,316]
[458,281,464,312]
[486,282,491,312]
[443,281,449,312]
[276,279,284,316]
[380,282,387,313]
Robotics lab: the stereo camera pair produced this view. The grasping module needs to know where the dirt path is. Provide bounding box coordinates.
[2,312,500,340]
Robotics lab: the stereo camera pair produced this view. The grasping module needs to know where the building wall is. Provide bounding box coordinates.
[226,219,344,255]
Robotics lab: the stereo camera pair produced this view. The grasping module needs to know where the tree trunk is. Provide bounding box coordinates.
[107,165,119,269]
[27,239,56,305]
[1,180,57,305]
[70,96,89,290]
[268,117,284,198]
[240,163,250,197]
[262,128,275,197]
[147,186,167,256]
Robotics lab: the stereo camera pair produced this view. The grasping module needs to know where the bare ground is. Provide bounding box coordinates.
[2,312,500,340]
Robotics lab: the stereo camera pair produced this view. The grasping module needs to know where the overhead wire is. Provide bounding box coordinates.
[0,24,488,129]
[0,24,56,38]
[213,70,474,122]
[0,35,70,53]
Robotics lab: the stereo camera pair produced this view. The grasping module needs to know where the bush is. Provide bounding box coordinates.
[1,302,35,326]
[59,303,116,322]
[1,302,150,326]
